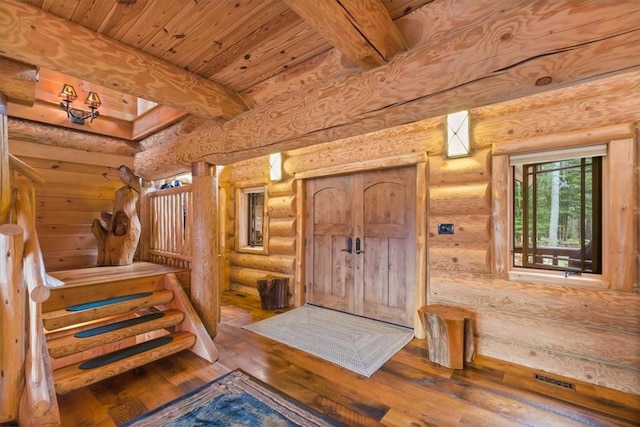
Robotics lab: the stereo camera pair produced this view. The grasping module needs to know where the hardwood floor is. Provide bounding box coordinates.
[57,291,640,426]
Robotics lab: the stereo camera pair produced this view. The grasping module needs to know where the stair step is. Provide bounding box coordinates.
[42,290,174,331]
[53,331,195,394]
[65,292,154,311]
[47,309,185,359]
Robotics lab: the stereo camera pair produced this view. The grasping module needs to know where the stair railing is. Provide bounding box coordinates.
[1,155,60,424]
[15,184,55,417]
[141,185,193,268]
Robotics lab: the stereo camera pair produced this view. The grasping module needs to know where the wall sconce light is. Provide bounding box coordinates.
[59,83,101,125]
[446,110,470,158]
[269,152,282,182]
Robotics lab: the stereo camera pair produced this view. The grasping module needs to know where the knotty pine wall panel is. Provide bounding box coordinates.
[9,139,134,271]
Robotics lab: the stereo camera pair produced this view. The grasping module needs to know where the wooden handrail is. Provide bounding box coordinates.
[14,186,51,416]
[9,154,44,186]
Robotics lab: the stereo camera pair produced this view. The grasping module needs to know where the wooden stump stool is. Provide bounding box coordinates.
[418,304,475,369]
[257,276,290,310]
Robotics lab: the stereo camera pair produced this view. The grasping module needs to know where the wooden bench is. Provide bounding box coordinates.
[418,304,475,369]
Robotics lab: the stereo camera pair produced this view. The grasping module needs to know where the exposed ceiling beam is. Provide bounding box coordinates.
[132,106,188,141]
[7,101,133,140]
[135,0,640,179]
[8,118,140,156]
[0,0,249,121]
[0,56,37,106]
[283,0,406,70]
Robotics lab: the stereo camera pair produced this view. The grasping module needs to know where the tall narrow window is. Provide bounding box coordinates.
[512,146,604,274]
[237,186,267,253]
[247,191,264,247]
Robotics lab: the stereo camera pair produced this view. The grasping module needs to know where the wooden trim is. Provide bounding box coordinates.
[491,154,510,278]
[294,152,427,180]
[607,138,635,291]
[414,161,427,339]
[1,114,9,223]
[492,124,634,156]
[294,179,306,307]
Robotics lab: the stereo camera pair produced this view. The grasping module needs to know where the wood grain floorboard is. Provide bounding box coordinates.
[55,291,640,426]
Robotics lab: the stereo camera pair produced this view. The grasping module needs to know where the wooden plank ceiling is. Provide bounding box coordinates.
[1,0,639,179]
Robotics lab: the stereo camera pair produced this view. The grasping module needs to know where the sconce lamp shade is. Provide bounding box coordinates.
[85,91,102,108]
[58,83,101,125]
[446,110,470,158]
[59,83,78,101]
[269,152,282,182]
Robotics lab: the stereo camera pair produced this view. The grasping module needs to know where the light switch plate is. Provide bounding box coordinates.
[438,223,454,234]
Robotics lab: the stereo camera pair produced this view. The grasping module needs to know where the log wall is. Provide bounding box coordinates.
[220,70,639,395]
[9,140,134,271]
[219,157,296,298]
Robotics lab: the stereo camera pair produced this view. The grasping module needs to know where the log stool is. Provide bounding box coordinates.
[257,275,290,310]
[418,304,475,369]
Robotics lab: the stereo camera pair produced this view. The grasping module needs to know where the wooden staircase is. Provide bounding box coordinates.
[43,263,217,395]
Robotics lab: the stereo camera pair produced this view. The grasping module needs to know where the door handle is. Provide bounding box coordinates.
[355,237,364,254]
[341,236,353,254]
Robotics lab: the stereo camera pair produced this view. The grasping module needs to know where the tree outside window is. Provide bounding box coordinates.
[513,156,602,274]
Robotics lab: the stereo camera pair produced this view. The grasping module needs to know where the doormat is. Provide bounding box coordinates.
[243,305,413,377]
[122,369,339,426]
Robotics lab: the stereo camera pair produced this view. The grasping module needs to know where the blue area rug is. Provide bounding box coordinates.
[122,370,340,426]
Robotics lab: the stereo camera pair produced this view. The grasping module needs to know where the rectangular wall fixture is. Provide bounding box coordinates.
[447,110,470,158]
[269,152,282,182]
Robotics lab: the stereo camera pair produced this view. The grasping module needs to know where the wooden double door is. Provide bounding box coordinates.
[305,167,416,327]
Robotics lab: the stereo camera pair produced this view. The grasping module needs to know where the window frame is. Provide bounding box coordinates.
[512,151,603,274]
[492,135,635,291]
[235,186,269,255]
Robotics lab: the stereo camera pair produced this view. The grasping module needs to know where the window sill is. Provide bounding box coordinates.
[237,246,267,255]
[508,268,609,289]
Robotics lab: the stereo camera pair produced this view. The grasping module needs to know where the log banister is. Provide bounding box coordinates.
[14,185,52,417]
[9,154,44,186]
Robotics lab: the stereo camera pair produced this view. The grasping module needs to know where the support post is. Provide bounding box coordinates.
[190,162,219,337]
[1,94,10,224]
[0,224,25,423]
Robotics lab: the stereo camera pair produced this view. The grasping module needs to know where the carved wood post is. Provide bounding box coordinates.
[91,185,141,266]
[191,162,218,337]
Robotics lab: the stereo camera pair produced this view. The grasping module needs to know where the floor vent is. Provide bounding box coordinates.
[534,373,575,390]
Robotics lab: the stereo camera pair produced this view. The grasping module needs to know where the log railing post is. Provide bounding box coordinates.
[191,162,219,338]
[15,185,52,417]
[0,223,25,423]
[1,94,10,224]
